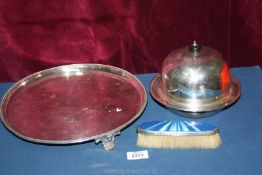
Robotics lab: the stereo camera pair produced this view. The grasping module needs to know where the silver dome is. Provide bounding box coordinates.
[150,41,241,117]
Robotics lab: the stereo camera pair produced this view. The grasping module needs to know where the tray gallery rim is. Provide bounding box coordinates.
[0,64,147,145]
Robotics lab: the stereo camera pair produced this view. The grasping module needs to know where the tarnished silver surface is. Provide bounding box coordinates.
[0,64,147,150]
[151,41,241,117]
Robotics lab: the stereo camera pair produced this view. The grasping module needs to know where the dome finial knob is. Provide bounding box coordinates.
[189,41,201,52]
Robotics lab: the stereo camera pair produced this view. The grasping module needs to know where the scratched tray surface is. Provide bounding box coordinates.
[0,64,147,146]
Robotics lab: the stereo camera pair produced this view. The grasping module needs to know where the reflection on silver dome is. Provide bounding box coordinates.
[151,41,241,118]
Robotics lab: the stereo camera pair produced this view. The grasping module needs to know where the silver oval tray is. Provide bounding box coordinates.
[0,64,147,150]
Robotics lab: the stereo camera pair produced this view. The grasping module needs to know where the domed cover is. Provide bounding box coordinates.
[150,42,241,115]
[161,42,230,100]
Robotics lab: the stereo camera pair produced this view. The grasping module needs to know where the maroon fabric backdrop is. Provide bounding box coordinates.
[230,0,262,68]
[0,0,261,82]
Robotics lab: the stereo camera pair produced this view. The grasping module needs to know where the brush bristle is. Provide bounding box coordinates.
[137,132,222,149]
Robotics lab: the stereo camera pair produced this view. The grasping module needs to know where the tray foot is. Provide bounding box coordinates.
[95,131,120,151]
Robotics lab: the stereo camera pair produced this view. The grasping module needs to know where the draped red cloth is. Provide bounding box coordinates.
[0,0,261,82]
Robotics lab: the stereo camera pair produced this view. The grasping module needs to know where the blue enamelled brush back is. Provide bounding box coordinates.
[137,120,222,149]
[137,120,218,136]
